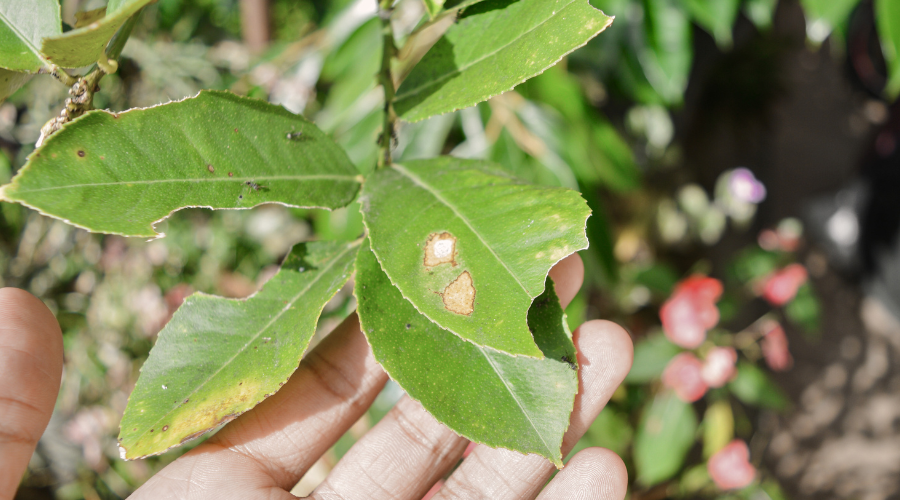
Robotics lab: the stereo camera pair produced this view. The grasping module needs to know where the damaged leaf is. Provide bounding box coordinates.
[356,240,577,466]
[118,239,360,459]
[360,157,590,357]
[0,91,361,238]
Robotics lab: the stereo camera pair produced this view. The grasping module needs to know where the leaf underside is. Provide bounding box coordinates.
[0,0,61,72]
[393,0,613,122]
[356,240,577,466]
[41,0,155,68]
[360,157,590,357]
[0,90,361,237]
[118,239,360,459]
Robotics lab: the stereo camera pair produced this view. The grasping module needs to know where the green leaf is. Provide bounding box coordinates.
[799,0,861,43]
[118,239,360,459]
[41,0,153,69]
[633,392,698,486]
[876,0,900,98]
[1,91,361,238]
[0,67,32,102]
[683,0,740,48]
[640,0,692,105]
[625,333,681,384]
[360,157,590,357]
[394,0,613,122]
[0,0,61,72]
[356,240,578,466]
[423,0,447,18]
[728,362,789,411]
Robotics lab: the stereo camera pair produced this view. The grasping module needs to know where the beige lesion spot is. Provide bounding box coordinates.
[424,232,457,268]
[442,271,475,316]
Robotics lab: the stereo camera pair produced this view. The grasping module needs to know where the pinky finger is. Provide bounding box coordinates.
[536,448,628,500]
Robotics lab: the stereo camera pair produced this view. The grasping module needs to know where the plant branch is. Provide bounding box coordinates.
[37,9,143,147]
[377,0,397,168]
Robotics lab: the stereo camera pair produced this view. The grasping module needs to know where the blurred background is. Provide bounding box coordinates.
[5,0,900,498]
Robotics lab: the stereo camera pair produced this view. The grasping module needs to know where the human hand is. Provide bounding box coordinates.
[1,254,633,500]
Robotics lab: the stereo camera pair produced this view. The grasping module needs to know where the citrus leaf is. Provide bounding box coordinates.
[356,240,577,466]
[393,0,613,122]
[634,392,698,486]
[0,0,61,72]
[0,67,32,102]
[41,0,153,68]
[0,90,361,238]
[359,157,590,357]
[118,239,360,459]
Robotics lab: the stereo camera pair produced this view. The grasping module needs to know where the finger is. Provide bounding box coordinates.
[309,397,467,500]
[130,314,389,499]
[307,254,584,500]
[434,320,633,500]
[549,253,583,309]
[536,448,627,500]
[0,288,63,500]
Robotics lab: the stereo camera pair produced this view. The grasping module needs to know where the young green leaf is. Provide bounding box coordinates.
[728,362,789,411]
[0,91,361,238]
[356,240,578,466]
[360,157,590,357]
[639,0,692,105]
[799,0,860,43]
[41,0,154,68]
[633,392,698,486]
[393,0,613,122]
[0,0,61,72]
[118,239,360,459]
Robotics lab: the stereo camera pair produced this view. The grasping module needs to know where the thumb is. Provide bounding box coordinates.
[0,288,63,500]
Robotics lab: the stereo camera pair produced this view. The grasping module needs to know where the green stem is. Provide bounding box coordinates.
[37,9,144,146]
[377,0,396,169]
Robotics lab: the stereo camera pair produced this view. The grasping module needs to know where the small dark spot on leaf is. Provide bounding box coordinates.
[234,128,238,133]
[238,195,243,200]
[183,398,189,404]
[406,323,411,329]
[228,172,234,177]
[100,155,104,160]
[239,382,242,385]
[207,164,215,173]
[162,425,169,432]
[150,429,154,433]
[77,150,85,157]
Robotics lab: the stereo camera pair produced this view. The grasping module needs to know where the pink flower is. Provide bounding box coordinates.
[660,275,724,349]
[762,321,793,371]
[702,347,737,387]
[760,264,807,306]
[708,440,756,490]
[662,353,708,402]
[728,168,766,204]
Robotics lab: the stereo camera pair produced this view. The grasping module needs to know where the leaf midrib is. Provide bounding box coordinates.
[0,8,51,69]
[393,0,578,102]
[391,162,529,295]
[7,174,359,194]
[130,240,359,448]
[479,348,555,457]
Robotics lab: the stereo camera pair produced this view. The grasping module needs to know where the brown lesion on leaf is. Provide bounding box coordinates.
[442,271,475,315]
[424,232,457,268]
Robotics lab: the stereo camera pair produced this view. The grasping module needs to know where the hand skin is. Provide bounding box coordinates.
[0,253,632,500]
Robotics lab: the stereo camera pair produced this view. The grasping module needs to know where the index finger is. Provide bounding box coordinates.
[0,288,63,499]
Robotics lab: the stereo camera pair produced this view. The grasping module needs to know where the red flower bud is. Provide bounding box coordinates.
[662,352,708,402]
[708,439,756,490]
[660,275,723,349]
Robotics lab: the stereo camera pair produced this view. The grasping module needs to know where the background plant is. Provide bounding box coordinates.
[1,0,895,498]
